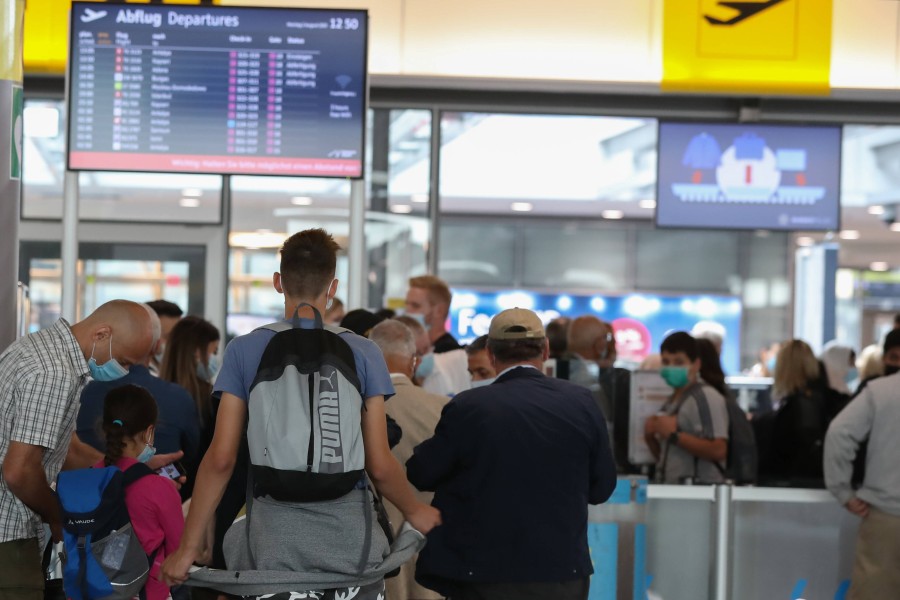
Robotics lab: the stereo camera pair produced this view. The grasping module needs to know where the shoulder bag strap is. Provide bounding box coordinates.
[687,384,727,476]
[122,462,155,487]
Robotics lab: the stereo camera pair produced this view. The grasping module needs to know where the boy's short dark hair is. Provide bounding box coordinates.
[279,228,341,299]
[146,299,183,318]
[660,331,698,361]
[465,335,489,355]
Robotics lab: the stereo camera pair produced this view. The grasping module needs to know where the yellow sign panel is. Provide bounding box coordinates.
[1,0,25,81]
[25,0,218,75]
[663,0,833,95]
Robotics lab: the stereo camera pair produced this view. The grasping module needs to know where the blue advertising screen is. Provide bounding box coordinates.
[449,289,742,374]
[657,122,842,231]
[68,2,367,177]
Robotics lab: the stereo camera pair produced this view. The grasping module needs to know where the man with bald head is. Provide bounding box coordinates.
[369,320,447,600]
[566,316,613,409]
[77,306,200,500]
[0,300,154,600]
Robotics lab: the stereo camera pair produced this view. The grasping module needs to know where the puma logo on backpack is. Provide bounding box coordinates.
[56,463,156,600]
[248,304,366,502]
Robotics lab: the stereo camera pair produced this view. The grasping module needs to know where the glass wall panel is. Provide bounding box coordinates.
[23,99,222,223]
[521,222,628,290]
[635,229,740,293]
[23,255,193,332]
[741,232,791,368]
[438,219,516,287]
[368,109,432,307]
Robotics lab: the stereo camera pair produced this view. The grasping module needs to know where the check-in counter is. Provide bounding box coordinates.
[590,479,859,600]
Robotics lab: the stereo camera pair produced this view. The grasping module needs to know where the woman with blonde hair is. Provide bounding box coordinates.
[772,339,821,402]
[759,339,832,487]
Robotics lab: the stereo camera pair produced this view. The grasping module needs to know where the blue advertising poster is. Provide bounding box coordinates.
[448,289,742,374]
[657,122,841,231]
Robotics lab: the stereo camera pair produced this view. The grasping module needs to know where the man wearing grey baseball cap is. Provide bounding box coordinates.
[407,308,617,600]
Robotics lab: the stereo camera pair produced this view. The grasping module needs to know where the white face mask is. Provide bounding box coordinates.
[325,278,337,311]
[471,377,495,388]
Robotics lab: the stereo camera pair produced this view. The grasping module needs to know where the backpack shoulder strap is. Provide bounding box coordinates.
[687,384,715,440]
[324,324,352,336]
[254,321,350,336]
[688,384,728,476]
[255,321,293,334]
[122,462,155,487]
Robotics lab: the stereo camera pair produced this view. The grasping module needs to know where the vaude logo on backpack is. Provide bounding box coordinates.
[56,464,155,600]
[248,304,366,502]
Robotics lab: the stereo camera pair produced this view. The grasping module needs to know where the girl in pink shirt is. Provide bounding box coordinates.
[98,384,185,600]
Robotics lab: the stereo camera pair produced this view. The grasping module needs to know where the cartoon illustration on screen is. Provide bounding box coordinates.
[672,132,826,205]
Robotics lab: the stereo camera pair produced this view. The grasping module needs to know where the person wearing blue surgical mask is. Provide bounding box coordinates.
[405,275,461,354]
[159,316,221,499]
[99,384,184,600]
[0,299,158,591]
[644,331,730,484]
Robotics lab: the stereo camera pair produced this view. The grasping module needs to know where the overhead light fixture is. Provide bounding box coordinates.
[411,193,429,204]
[839,230,860,240]
[391,204,413,214]
[870,261,890,272]
[179,198,200,208]
[511,202,534,212]
[890,222,900,232]
[796,236,815,247]
[229,231,287,248]
[639,199,657,210]
[868,205,885,216]
[182,188,203,198]
[602,210,624,220]
[291,196,313,206]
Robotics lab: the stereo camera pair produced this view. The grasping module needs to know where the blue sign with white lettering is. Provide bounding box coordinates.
[448,289,742,374]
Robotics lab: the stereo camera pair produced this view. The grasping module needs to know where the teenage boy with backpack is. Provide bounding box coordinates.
[161,228,440,600]
[644,332,730,484]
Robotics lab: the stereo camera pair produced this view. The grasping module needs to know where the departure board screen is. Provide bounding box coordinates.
[68,3,368,177]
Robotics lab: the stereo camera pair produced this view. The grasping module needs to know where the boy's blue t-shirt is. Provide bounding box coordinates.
[213,319,395,403]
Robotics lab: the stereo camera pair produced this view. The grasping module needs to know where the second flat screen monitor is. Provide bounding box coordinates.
[68,3,368,178]
[656,122,842,231]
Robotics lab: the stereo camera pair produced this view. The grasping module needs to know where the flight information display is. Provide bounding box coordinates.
[68,3,368,177]
[657,122,842,231]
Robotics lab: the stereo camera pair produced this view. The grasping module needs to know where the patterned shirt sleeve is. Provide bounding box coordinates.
[10,374,71,450]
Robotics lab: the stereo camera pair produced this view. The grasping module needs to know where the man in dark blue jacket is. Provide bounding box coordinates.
[407,308,617,600]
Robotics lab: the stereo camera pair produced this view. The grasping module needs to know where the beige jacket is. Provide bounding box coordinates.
[384,373,449,600]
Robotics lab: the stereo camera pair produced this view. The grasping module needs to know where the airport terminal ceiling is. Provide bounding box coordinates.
[19,79,900,271]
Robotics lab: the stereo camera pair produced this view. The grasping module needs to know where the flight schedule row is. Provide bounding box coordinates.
[71,43,359,157]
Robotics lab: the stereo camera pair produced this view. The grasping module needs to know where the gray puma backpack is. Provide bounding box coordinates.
[247,305,365,502]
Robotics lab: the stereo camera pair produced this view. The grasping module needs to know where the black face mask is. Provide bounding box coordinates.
[885,364,900,377]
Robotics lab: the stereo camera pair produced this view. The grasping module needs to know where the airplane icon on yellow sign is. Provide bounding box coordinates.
[704,0,788,26]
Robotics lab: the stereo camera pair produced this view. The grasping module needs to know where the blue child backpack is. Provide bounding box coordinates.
[57,463,156,600]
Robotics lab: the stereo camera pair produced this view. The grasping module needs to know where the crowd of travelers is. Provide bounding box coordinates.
[0,227,895,600]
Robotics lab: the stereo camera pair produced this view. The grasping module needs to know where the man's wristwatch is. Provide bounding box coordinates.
[668,430,680,446]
